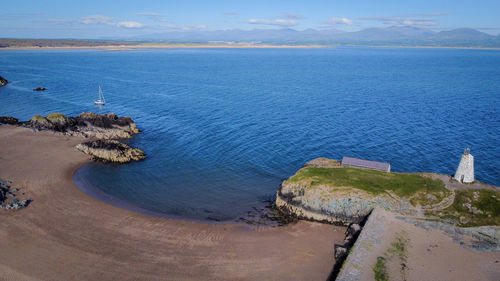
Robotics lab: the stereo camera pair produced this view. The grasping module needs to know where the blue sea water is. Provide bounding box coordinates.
[0,47,499,221]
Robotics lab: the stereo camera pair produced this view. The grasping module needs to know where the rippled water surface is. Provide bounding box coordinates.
[1,47,499,220]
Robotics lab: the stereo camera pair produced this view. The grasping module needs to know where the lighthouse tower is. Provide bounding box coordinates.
[454,147,474,183]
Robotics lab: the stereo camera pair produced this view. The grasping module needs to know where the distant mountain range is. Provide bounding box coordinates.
[129,26,500,47]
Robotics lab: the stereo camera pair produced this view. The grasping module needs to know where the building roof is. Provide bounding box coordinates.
[341,156,390,172]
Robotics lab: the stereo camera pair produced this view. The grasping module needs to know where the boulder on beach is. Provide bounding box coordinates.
[30,113,70,131]
[76,139,146,163]
[30,115,53,129]
[46,113,69,127]
[0,116,19,125]
[0,179,32,210]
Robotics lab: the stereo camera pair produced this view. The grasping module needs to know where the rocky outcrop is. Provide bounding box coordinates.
[275,158,415,225]
[0,75,7,86]
[26,112,140,139]
[76,140,146,163]
[16,112,144,164]
[0,179,32,210]
[0,116,19,125]
[334,223,362,260]
[276,181,412,224]
[303,157,340,168]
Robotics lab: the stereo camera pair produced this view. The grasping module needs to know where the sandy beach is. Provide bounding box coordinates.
[0,125,346,280]
[1,44,499,51]
[0,43,328,51]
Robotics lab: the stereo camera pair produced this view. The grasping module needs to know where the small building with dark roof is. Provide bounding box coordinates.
[341,156,391,172]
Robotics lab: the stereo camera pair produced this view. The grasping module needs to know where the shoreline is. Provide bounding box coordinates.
[73,164,276,224]
[0,44,328,51]
[0,125,346,280]
[1,44,500,51]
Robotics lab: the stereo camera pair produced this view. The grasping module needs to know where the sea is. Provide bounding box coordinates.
[0,47,499,221]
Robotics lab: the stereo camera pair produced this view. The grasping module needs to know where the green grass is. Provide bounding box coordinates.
[30,115,47,121]
[285,167,449,204]
[429,189,500,227]
[373,257,389,281]
[46,113,68,122]
[373,231,409,281]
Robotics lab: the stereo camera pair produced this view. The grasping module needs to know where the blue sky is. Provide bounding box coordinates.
[1,0,500,38]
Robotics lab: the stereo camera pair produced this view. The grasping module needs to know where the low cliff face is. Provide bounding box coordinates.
[27,112,140,139]
[0,75,7,87]
[76,140,146,163]
[276,182,411,224]
[276,158,450,225]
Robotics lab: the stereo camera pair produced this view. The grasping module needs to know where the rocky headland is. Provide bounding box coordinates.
[0,75,8,86]
[26,112,140,139]
[277,158,500,280]
[276,158,444,224]
[1,112,145,163]
[276,157,499,226]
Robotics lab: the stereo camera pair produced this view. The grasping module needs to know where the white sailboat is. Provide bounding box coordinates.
[94,86,106,105]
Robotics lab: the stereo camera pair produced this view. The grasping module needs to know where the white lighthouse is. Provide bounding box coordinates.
[454,147,474,183]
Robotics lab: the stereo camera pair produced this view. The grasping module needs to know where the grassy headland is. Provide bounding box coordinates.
[285,167,450,206]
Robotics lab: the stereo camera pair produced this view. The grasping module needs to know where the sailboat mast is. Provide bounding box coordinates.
[101,86,105,102]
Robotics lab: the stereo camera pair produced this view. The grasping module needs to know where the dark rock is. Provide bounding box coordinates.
[33,87,46,91]
[4,199,31,210]
[22,112,140,139]
[346,223,362,237]
[304,157,341,168]
[0,178,32,210]
[77,112,137,130]
[76,139,146,163]
[0,75,7,86]
[334,245,348,260]
[0,116,19,125]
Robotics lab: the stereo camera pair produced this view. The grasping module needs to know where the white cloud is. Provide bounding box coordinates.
[359,13,446,27]
[117,21,144,28]
[80,15,145,28]
[181,24,207,31]
[326,17,353,26]
[248,18,298,27]
[81,15,114,25]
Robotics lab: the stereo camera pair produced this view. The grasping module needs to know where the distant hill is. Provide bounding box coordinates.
[1,27,499,48]
[131,26,500,47]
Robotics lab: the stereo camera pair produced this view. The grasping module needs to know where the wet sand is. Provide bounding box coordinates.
[0,125,346,280]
